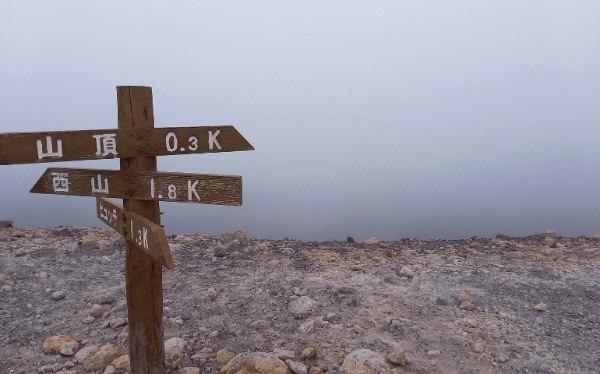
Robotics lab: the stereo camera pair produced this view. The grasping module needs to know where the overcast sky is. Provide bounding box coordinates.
[1,1,599,240]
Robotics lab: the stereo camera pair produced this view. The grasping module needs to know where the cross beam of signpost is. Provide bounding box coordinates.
[0,86,254,374]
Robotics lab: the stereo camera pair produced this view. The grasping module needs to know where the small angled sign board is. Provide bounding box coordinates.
[96,197,174,270]
[0,126,254,165]
[31,168,242,206]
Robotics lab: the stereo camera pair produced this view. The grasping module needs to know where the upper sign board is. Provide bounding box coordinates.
[31,168,242,206]
[96,197,174,269]
[0,126,254,165]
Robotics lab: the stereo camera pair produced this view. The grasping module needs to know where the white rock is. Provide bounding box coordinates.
[165,337,186,358]
[286,359,308,374]
[342,349,389,374]
[110,318,127,328]
[543,237,557,248]
[117,327,129,344]
[298,320,315,334]
[289,296,318,315]
[111,354,130,370]
[221,231,248,243]
[272,348,296,360]
[42,335,76,355]
[179,368,200,374]
[220,352,288,374]
[76,344,120,371]
[60,341,80,356]
[89,304,104,318]
[250,319,270,330]
[52,290,66,301]
[364,237,381,246]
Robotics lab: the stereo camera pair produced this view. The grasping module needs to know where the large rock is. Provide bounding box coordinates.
[75,344,120,371]
[220,352,288,374]
[111,354,130,370]
[342,349,389,374]
[180,368,201,374]
[543,237,557,248]
[0,220,13,228]
[42,335,76,355]
[289,296,318,315]
[165,337,186,358]
[363,237,380,246]
[286,359,307,374]
[217,347,236,364]
[221,231,248,243]
[386,350,409,366]
[60,341,80,356]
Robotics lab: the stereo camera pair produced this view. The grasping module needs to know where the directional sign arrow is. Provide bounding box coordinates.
[0,126,254,165]
[31,168,243,206]
[96,197,174,269]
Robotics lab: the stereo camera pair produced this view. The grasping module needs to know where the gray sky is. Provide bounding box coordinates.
[1,1,599,240]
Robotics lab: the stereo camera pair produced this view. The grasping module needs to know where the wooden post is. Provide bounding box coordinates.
[117,86,166,373]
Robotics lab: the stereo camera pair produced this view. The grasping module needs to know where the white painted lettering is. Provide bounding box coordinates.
[150,178,155,198]
[91,174,109,194]
[37,136,63,159]
[111,209,117,225]
[142,226,148,249]
[51,172,69,192]
[168,185,176,199]
[99,203,117,226]
[99,204,109,221]
[188,180,200,201]
[208,130,222,150]
[92,134,118,157]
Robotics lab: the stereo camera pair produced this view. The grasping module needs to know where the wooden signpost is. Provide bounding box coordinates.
[0,86,254,373]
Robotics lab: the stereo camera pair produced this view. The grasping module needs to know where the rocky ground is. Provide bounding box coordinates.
[1,222,599,374]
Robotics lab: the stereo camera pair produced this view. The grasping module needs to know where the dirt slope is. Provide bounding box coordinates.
[1,226,599,373]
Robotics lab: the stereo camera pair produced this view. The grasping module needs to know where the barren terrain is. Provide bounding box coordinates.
[1,224,599,373]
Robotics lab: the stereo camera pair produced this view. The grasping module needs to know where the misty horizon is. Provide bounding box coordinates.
[1,1,600,241]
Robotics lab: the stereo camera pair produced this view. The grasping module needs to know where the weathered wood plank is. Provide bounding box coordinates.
[31,167,242,205]
[0,125,254,164]
[118,86,166,374]
[96,197,174,269]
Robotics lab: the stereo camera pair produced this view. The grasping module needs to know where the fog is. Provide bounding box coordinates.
[1,1,599,241]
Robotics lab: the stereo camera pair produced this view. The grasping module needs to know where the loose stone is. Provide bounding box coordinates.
[220,352,288,374]
[301,347,318,360]
[342,349,388,374]
[286,359,308,374]
[534,303,549,312]
[51,290,66,301]
[460,301,476,311]
[386,350,409,366]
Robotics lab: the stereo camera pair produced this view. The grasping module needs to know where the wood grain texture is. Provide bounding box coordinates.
[0,125,253,164]
[96,197,174,269]
[31,167,242,205]
[118,86,166,374]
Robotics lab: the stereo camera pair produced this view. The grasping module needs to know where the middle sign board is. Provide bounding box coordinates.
[31,168,242,206]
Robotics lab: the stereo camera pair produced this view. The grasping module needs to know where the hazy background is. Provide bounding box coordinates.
[1,1,599,241]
